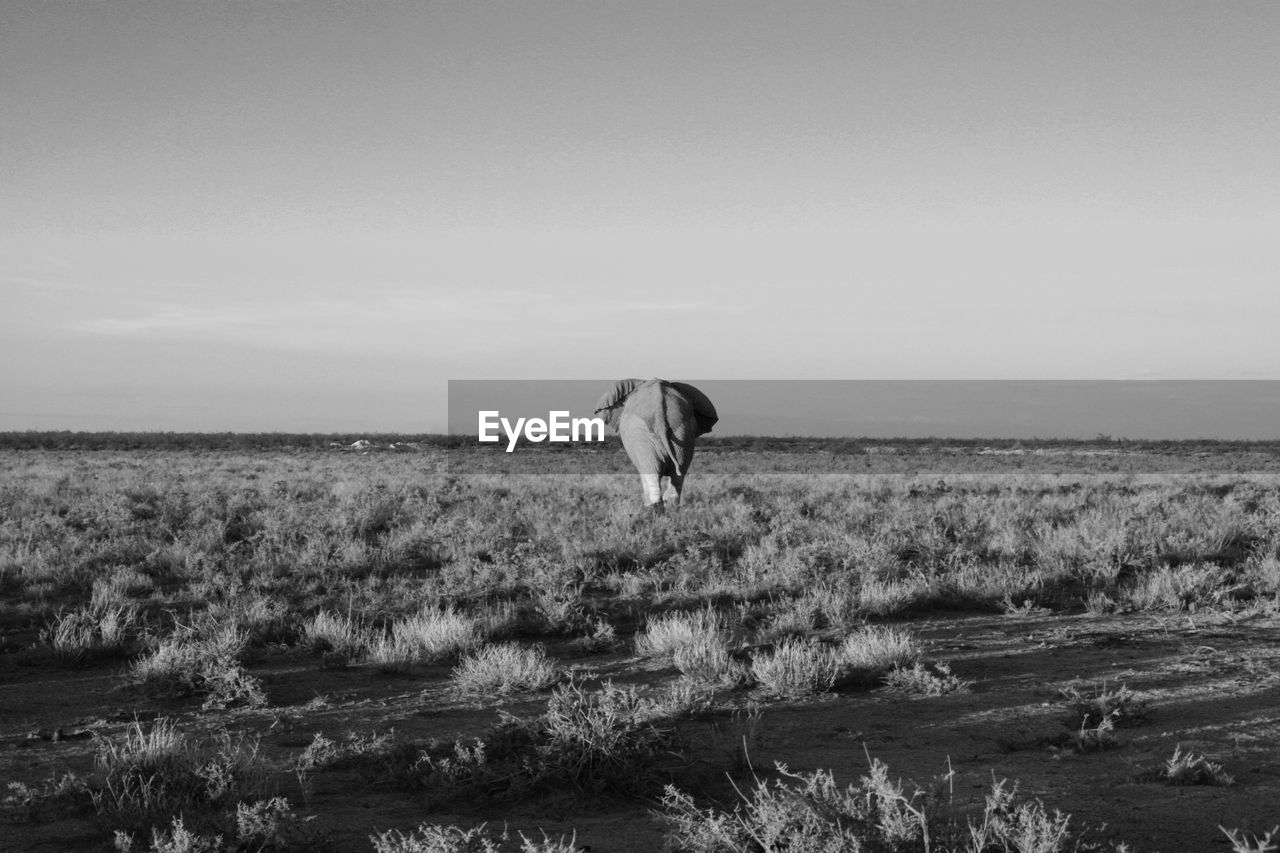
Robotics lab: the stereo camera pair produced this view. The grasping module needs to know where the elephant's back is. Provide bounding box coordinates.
[623,380,691,428]
[616,380,693,476]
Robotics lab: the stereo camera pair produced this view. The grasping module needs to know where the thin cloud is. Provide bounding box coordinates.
[0,247,80,291]
[75,306,278,337]
[605,301,706,312]
[3,273,79,292]
[67,290,579,357]
[1112,368,1171,380]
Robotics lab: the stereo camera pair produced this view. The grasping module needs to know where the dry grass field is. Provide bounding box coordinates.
[3,440,1280,852]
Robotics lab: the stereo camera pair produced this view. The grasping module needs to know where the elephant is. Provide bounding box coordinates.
[593,379,718,510]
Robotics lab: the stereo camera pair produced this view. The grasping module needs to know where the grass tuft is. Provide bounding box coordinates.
[836,625,922,685]
[451,643,561,695]
[393,607,483,663]
[635,608,726,659]
[750,637,839,699]
[1220,826,1279,853]
[303,610,373,662]
[673,632,747,687]
[43,602,140,665]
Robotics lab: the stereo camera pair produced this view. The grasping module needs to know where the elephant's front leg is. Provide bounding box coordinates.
[639,473,664,508]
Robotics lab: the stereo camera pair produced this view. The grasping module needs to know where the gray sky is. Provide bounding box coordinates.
[4,2,1279,433]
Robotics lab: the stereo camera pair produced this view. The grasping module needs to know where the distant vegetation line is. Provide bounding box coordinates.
[2,430,1279,454]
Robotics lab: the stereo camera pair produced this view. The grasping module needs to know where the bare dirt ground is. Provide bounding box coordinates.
[5,608,1278,852]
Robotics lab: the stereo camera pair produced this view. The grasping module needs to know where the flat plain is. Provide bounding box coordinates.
[2,438,1279,852]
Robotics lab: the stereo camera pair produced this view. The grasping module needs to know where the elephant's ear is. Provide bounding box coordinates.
[669,382,718,436]
[593,379,644,431]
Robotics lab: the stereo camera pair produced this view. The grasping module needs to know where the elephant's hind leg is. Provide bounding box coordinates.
[662,475,683,507]
[639,473,663,507]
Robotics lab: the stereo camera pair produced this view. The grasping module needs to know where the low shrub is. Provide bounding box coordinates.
[1059,682,1149,729]
[451,643,561,695]
[341,680,676,807]
[207,595,297,647]
[3,771,95,823]
[1064,714,1118,754]
[531,583,591,635]
[369,823,580,853]
[93,719,272,836]
[111,798,301,853]
[1163,745,1234,786]
[370,823,502,853]
[883,662,971,696]
[662,759,1080,853]
[1119,564,1231,612]
[536,679,672,790]
[120,816,222,853]
[569,618,621,654]
[130,618,265,709]
[293,730,396,797]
